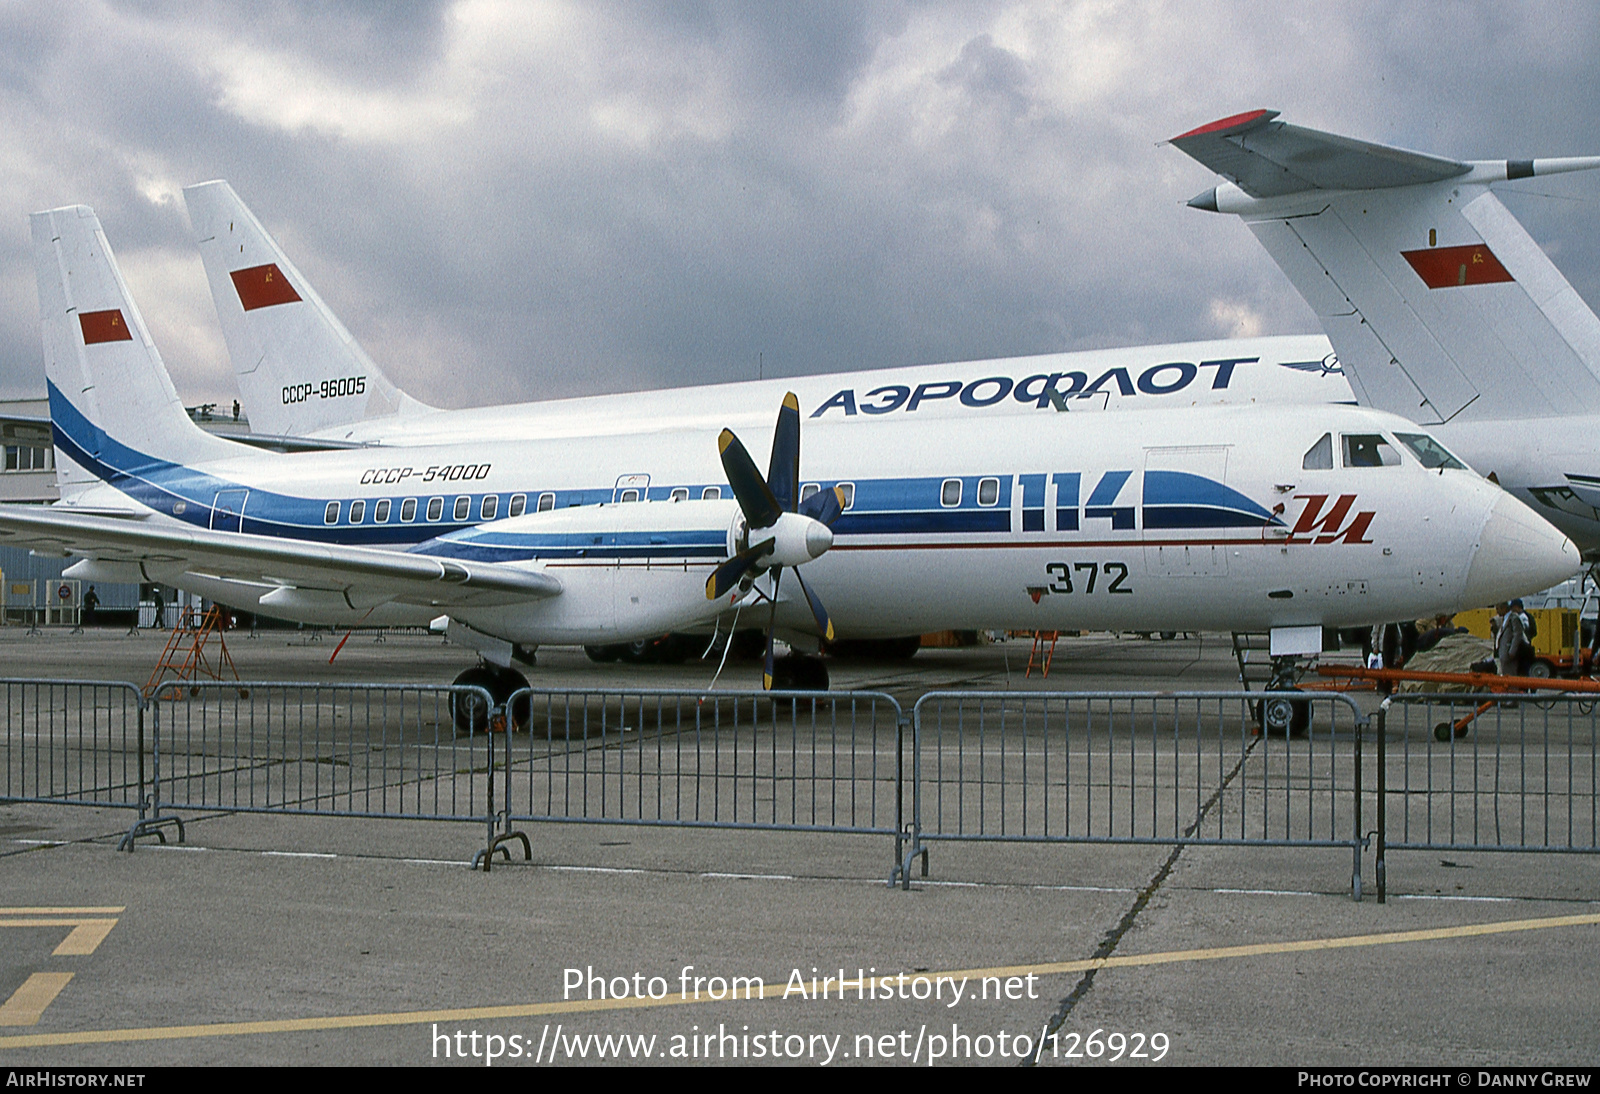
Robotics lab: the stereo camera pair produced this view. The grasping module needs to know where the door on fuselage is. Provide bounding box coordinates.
[210,489,249,533]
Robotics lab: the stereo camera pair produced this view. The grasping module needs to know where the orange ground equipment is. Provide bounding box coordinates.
[144,605,242,698]
[1315,663,1600,740]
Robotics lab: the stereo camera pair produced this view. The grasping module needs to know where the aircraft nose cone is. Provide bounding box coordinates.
[805,521,833,560]
[1462,491,1580,607]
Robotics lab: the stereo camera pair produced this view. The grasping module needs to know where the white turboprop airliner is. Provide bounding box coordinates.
[3,204,1575,708]
[1170,110,1600,560]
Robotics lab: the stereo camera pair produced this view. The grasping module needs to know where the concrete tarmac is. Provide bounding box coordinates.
[2,627,1597,1067]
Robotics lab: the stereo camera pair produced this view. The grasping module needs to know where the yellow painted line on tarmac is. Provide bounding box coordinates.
[0,918,120,956]
[2,911,1598,1049]
[0,974,74,1027]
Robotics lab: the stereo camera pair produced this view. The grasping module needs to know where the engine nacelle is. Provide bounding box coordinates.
[426,498,750,645]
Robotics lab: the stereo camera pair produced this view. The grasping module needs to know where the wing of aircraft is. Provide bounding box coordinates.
[0,502,559,611]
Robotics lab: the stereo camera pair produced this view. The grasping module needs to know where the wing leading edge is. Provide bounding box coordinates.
[0,504,561,609]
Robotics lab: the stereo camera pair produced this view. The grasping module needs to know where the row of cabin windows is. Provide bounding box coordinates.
[939,477,1001,508]
[316,482,861,526]
[322,491,556,526]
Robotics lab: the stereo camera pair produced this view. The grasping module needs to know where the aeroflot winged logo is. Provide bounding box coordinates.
[809,357,1257,416]
[1286,494,1376,545]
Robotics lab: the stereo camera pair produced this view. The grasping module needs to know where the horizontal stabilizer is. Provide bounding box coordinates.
[1171,110,1469,199]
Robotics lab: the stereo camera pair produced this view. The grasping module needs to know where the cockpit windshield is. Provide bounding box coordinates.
[1341,434,1401,468]
[1394,432,1468,470]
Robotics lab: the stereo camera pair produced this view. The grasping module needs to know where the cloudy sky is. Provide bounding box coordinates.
[2,1,1598,408]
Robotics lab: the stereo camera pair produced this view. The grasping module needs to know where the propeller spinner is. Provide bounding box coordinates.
[705,393,845,689]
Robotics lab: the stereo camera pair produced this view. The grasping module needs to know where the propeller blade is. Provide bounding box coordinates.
[719,429,782,529]
[763,566,783,690]
[767,392,800,514]
[704,536,775,600]
[798,484,844,526]
[792,568,834,643]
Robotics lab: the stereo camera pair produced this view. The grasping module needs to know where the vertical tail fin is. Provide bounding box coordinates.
[1173,111,1600,425]
[183,181,430,437]
[32,205,235,499]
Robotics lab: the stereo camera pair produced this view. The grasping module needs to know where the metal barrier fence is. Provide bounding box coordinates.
[495,687,904,839]
[904,691,1371,892]
[0,679,146,813]
[149,681,496,821]
[1376,694,1600,893]
[6,679,1600,898]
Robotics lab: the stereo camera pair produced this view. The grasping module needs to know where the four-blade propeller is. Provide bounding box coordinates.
[705,393,844,689]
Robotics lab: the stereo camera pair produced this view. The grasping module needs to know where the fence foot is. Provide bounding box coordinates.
[472,830,531,872]
[117,815,184,852]
[889,843,928,890]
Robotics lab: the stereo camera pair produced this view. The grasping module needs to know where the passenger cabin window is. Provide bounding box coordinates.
[324,501,340,525]
[481,495,499,520]
[701,486,721,501]
[619,489,640,503]
[1342,434,1401,468]
[1395,433,1467,470]
[427,497,444,522]
[400,498,417,522]
[800,483,819,502]
[536,492,555,512]
[374,499,391,523]
[509,494,527,517]
[837,482,856,510]
[670,487,689,502]
[1302,432,1334,470]
[941,479,962,507]
[977,477,1000,506]
[453,496,471,521]
[348,500,366,524]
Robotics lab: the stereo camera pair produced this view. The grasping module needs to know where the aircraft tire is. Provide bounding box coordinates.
[772,654,830,692]
[450,667,497,737]
[584,644,622,663]
[1259,691,1310,738]
[489,665,532,732]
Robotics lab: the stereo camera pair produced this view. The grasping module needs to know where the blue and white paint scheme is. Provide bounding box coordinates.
[1,203,1578,677]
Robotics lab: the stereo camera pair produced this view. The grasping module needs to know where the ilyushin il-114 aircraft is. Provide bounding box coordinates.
[0,191,1575,708]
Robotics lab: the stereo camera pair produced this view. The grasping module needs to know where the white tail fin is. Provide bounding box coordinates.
[1174,111,1600,425]
[183,181,431,437]
[32,205,235,499]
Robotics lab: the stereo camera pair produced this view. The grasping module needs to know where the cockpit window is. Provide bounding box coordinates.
[1342,434,1401,468]
[1394,432,1467,470]
[1302,432,1333,470]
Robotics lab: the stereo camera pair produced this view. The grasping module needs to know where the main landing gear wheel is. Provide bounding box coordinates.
[768,654,830,692]
[1258,690,1310,738]
[450,664,531,736]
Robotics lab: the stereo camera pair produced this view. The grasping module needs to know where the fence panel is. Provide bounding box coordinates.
[500,688,905,835]
[151,682,496,822]
[909,691,1370,854]
[1380,694,1600,854]
[0,679,146,811]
